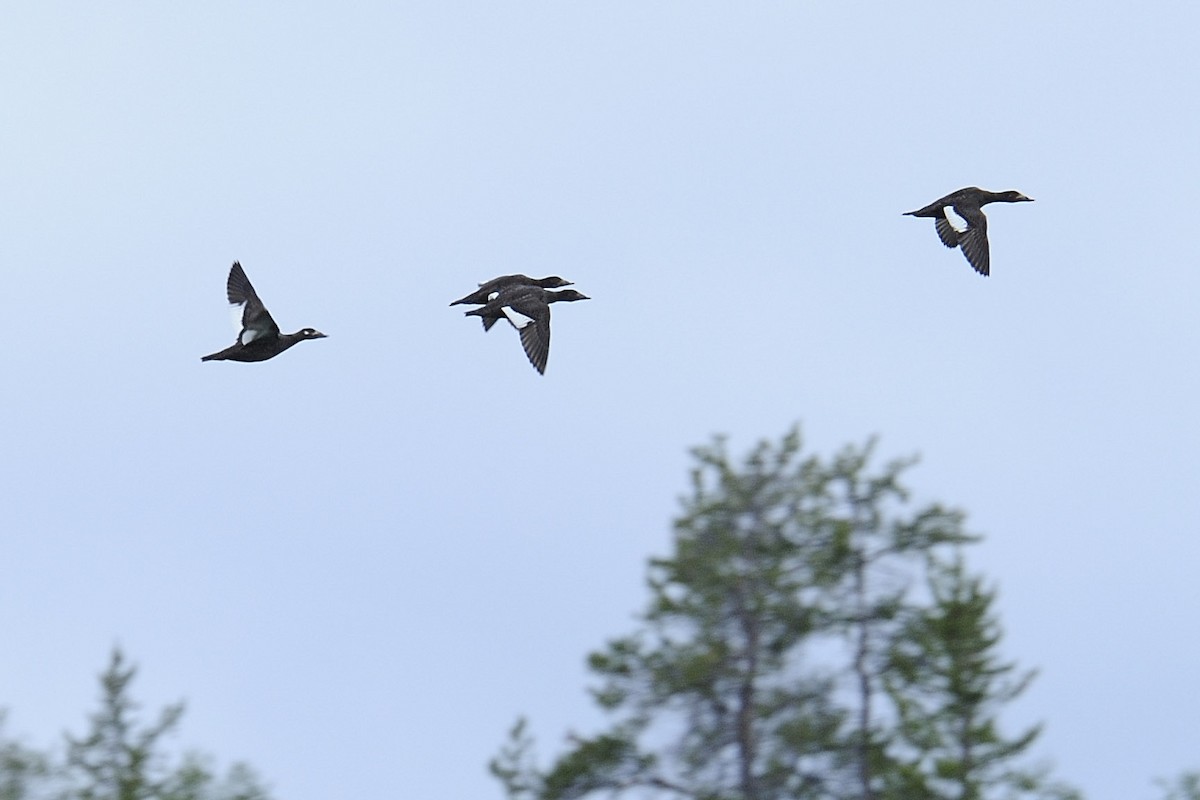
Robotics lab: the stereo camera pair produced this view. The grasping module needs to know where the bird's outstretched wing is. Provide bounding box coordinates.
[517,309,551,375]
[227,261,281,344]
[934,216,960,248]
[953,209,990,276]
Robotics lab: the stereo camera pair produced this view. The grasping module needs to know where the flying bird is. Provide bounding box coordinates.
[462,285,590,374]
[450,274,574,330]
[201,261,326,362]
[905,187,1033,276]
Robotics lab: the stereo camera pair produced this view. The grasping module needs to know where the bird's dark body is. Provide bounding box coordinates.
[201,335,315,362]
[462,285,589,374]
[449,274,573,307]
[905,187,1032,276]
[201,261,326,362]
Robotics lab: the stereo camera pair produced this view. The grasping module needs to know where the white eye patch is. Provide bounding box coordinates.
[943,205,970,233]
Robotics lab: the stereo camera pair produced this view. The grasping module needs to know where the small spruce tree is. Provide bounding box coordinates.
[62,649,273,800]
[883,556,1078,800]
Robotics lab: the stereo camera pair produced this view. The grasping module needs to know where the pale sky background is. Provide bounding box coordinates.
[2,3,1198,799]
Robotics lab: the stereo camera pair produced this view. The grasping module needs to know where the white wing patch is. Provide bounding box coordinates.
[502,306,534,330]
[239,328,262,345]
[228,304,246,334]
[943,205,970,233]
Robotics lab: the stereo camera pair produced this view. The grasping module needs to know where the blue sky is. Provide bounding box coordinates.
[2,3,1198,799]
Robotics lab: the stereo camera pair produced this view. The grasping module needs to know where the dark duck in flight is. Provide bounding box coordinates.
[450,274,574,330]
[905,187,1032,276]
[201,261,326,362]
[461,284,589,374]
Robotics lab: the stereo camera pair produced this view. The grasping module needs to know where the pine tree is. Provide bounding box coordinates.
[64,649,184,800]
[0,711,50,800]
[814,440,971,800]
[1158,773,1200,800]
[491,427,1069,800]
[883,557,1077,800]
[61,649,273,800]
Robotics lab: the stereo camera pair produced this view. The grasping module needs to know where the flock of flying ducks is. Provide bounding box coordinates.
[201,186,1033,372]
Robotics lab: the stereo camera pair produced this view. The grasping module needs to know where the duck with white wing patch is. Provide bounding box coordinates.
[905,187,1033,276]
[455,278,589,374]
[201,261,326,363]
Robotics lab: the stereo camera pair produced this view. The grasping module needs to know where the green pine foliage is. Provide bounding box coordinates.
[1158,773,1200,800]
[0,649,272,800]
[883,557,1079,800]
[490,426,1075,800]
[64,649,186,800]
[0,712,49,800]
